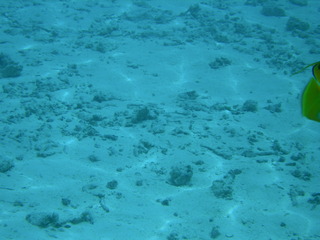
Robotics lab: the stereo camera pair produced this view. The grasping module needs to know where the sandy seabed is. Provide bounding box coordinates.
[0,0,320,239]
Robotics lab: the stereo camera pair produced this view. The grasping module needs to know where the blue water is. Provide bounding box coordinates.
[0,0,320,239]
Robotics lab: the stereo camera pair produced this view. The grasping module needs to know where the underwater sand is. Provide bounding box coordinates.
[0,0,320,239]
